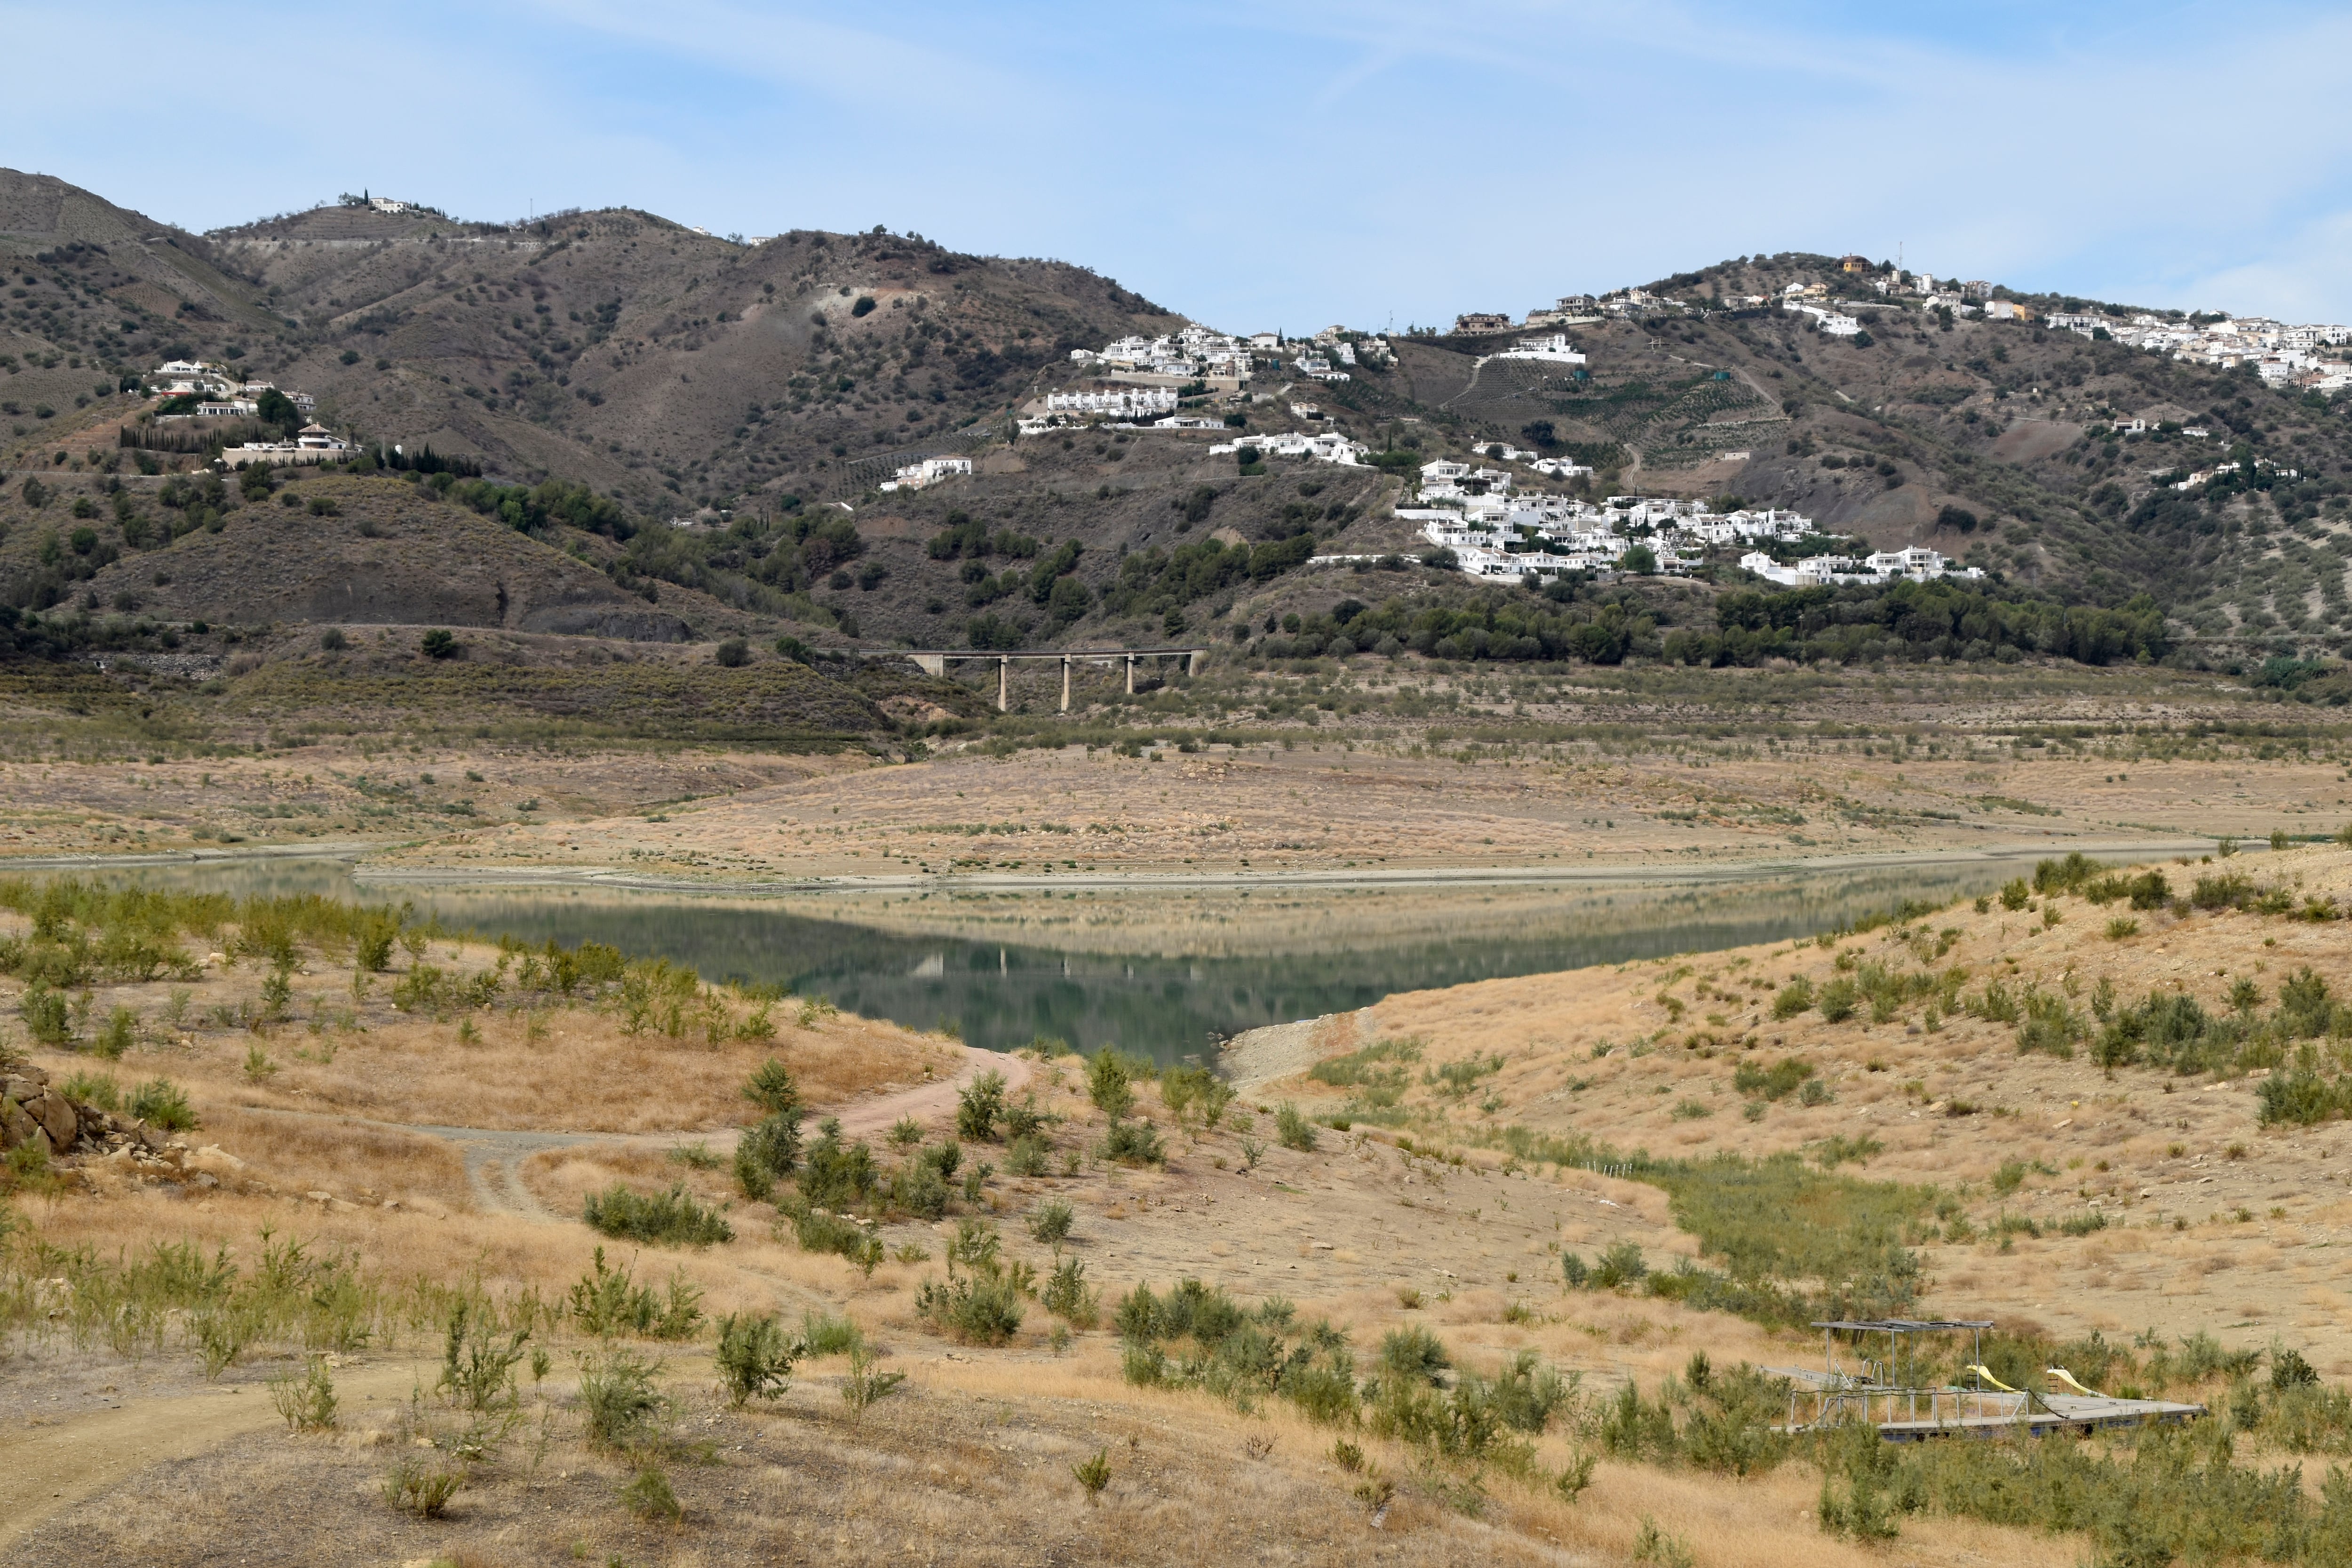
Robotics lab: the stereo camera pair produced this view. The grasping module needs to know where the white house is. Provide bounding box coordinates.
[879,456,973,493]
[1493,333,1586,365]
[153,359,234,396]
[217,423,355,469]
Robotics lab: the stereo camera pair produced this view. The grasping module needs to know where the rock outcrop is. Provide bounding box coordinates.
[1,1063,228,1187]
[1,1064,80,1156]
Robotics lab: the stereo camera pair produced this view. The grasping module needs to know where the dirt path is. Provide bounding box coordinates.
[241,1044,1032,1218]
[0,1357,437,1551]
[0,1049,1033,1543]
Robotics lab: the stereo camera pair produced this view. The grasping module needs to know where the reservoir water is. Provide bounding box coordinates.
[77,856,2040,1065]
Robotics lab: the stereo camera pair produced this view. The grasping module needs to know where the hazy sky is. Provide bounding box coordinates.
[8,2,2349,331]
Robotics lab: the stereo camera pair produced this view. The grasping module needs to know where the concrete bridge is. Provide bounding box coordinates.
[898,645,1210,712]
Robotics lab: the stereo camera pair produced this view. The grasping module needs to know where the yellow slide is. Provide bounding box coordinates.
[1965,1364,2021,1394]
[2046,1367,2105,1398]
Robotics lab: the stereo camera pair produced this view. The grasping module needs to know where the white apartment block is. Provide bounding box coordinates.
[1043,387,1179,419]
[1737,547,1982,586]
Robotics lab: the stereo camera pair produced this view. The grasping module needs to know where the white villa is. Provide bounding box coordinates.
[216,423,356,468]
[151,360,235,396]
[879,456,973,493]
[1208,430,1368,465]
[1492,333,1586,365]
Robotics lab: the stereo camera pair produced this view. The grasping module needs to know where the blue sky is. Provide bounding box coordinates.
[8,2,2349,330]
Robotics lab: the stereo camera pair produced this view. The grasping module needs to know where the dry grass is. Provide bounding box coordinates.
[22,851,2352,1564]
[1275,843,2352,1370]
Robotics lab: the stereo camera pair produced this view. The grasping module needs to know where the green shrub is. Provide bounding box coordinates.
[1004,1133,1051,1176]
[1041,1256,1098,1326]
[799,1309,864,1357]
[1028,1199,1074,1247]
[915,1269,1025,1345]
[1274,1101,1318,1151]
[1378,1325,1450,1385]
[842,1343,906,1417]
[2259,1070,2352,1127]
[1103,1118,1164,1166]
[742,1056,803,1119]
[1817,978,1859,1023]
[714,1311,797,1407]
[1003,1093,1059,1140]
[95,1005,137,1059]
[354,915,398,972]
[269,1354,338,1432]
[797,1119,879,1210]
[956,1068,1008,1140]
[1085,1050,1136,1118]
[889,1154,951,1219]
[2016,992,2086,1058]
[437,1298,529,1410]
[567,1248,705,1341]
[580,1348,668,1450]
[1593,1242,1648,1289]
[780,1197,883,1274]
[1770,977,1815,1019]
[129,1076,196,1131]
[1733,1057,1813,1102]
[382,1455,462,1517]
[1116,1278,1356,1418]
[620,1464,682,1520]
[583,1182,732,1248]
[59,1069,119,1110]
[734,1113,801,1200]
[21,981,71,1047]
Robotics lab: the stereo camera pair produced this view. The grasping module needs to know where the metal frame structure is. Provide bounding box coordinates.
[1776,1318,2207,1443]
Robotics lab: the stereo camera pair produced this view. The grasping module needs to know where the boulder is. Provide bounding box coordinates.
[0,1094,34,1150]
[26,1091,76,1149]
[184,1145,246,1180]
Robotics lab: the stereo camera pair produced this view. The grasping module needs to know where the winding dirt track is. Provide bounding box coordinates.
[0,1045,1029,1546]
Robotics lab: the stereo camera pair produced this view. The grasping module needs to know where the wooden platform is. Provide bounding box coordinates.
[1781,1383,2207,1441]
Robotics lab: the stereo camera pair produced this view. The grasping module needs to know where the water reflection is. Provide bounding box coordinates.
[85,858,2028,1065]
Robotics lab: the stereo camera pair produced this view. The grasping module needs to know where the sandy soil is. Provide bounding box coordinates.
[1262,843,2352,1376]
[0,744,864,860]
[360,739,2349,891]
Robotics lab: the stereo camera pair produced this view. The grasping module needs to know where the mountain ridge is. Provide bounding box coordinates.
[2,174,2348,667]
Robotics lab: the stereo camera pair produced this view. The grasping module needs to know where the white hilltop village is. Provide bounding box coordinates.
[1010,312,1988,589]
[984,253,2352,588]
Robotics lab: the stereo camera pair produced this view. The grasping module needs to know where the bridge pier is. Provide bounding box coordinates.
[1125,653,1135,695]
[914,653,946,677]
[998,656,1009,713]
[1060,656,1071,714]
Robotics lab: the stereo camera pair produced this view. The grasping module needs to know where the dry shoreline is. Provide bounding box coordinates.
[338,834,2221,897]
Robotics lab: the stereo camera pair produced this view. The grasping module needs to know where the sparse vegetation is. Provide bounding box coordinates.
[582,1182,734,1248]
